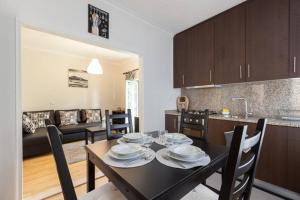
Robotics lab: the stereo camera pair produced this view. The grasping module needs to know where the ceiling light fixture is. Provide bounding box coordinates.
[87,58,103,75]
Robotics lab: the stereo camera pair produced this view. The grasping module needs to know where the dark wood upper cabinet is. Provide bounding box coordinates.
[185,20,214,86]
[290,0,300,77]
[173,32,188,88]
[246,0,289,81]
[214,4,246,84]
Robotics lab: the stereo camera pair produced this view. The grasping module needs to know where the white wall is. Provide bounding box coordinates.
[0,0,180,199]
[22,47,130,112]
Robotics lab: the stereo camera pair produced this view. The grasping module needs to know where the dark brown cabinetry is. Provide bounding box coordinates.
[185,20,214,86]
[165,114,179,132]
[207,118,300,193]
[173,0,294,87]
[246,0,289,81]
[214,4,246,84]
[287,127,300,193]
[255,125,288,189]
[290,0,300,77]
[173,32,188,88]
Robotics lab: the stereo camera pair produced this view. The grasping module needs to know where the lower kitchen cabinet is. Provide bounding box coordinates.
[165,114,179,133]
[287,127,300,193]
[207,119,300,193]
[255,125,288,189]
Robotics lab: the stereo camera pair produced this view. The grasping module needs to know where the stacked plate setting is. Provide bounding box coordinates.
[165,133,192,145]
[108,143,144,160]
[167,144,205,163]
[122,133,145,143]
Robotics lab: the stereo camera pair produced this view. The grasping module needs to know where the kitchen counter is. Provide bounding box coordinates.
[165,110,300,128]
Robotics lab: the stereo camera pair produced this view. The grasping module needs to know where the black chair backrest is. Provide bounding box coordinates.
[105,109,133,140]
[46,125,77,200]
[179,110,209,141]
[219,118,267,200]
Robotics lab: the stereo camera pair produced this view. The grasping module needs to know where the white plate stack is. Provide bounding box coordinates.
[168,144,205,162]
[108,143,144,160]
[165,133,193,145]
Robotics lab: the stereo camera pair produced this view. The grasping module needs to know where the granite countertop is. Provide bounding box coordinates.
[165,110,300,128]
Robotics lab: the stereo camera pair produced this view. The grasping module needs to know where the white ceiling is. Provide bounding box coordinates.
[22,27,138,62]
[106,0,246,34]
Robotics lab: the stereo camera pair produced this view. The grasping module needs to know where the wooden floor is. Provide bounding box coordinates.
[23,154,107,200]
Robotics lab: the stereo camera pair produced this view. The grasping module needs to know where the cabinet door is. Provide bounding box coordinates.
[290,0,300,77]
[287,127,300,193]
[173,32,187,88]
[214,4,246,84]
[185,20,214,86]
[255,125,288,188]
[246,0,289,81]
[207,119,236,145]
[165,114,178,133]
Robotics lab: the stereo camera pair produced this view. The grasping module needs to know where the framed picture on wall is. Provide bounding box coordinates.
[88,4,109,39]
[68,69,88,88]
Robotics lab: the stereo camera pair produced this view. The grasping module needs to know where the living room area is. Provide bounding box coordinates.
[21,27,140,199]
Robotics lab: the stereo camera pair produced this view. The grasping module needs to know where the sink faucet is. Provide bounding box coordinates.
[232,97,252,119]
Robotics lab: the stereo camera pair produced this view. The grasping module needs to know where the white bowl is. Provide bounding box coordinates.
[166,133,187,142]
[169,144,204,159]
[123,133,145,142]
[111,143,142,156]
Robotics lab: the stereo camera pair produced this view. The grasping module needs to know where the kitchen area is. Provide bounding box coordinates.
[165,0,300,199]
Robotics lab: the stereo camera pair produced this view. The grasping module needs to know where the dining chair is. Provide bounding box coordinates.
[46,125,126,200]
[182,118,267,200]
[179,109,209,141]
[105,109,133,140]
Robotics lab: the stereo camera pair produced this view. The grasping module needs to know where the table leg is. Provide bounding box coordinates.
[87,153,95,192]
[85,131,88,145]
[91,132,95,143]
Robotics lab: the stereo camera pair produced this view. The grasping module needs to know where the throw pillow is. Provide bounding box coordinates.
[27,111,50,128]
[22,114,36,134]
[59,111,78,126]
[86,110,101,123]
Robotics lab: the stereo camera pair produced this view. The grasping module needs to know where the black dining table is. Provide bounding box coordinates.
[85,137,228,200]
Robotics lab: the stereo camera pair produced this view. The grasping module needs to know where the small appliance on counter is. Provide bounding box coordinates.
[177,96,189,112]
[221,108,231,117]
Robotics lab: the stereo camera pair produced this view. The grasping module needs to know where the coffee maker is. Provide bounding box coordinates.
[176,96,189,112]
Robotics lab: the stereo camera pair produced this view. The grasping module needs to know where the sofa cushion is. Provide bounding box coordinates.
[55,109,81,126]
[81,109,102,123]
[86,110,101,123]
[22,114,37,134]
[59,110,78,126]
[58,122,102,134]
[23,110,55,128]
[23,128,49,147]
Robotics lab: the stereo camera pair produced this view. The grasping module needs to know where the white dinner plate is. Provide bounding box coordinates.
[108,150,143,160]
[123,133,145,142]
[169,144,205,160]
[166,133,188,142]
[110,143,142,157]
[167,150,206,163]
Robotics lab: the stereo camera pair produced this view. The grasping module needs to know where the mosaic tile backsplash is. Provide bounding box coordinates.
[181,78,300,118]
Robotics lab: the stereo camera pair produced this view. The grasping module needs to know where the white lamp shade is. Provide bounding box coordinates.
[87,58,103,75]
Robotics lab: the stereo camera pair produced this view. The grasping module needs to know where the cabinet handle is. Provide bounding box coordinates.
[173,119,176,129]
[182,74,185,86]
[239,65,242,79]
[294,56,297,73]
[247,64,251,78]
[209,70,212,83]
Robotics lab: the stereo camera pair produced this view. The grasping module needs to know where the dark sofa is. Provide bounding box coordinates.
[23,109,104,158]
